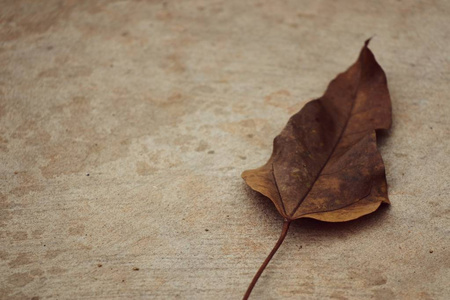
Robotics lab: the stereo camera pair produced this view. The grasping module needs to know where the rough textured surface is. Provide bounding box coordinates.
[0,1,449,299]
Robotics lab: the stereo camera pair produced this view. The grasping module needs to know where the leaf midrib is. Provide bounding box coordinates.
[273,56,365,219]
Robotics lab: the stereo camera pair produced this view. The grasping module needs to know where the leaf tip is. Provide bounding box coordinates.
[364,35,377,47]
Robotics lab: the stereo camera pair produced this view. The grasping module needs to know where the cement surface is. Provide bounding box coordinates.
[1,1,449,299]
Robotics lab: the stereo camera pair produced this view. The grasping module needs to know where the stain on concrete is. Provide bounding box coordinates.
[349,268,387,287]
[7,272,34,287]
[9,172,44,197]
[47,266,67,275]
[32,229,44,239]
[9,231,28,241]
[220,118,274,147]
[136,161,157,176]
[372,287,395,300]
[44,249,65,260]
[195,140,209,152]
[68,224,85,236]
[0,193,11,227]
[8,253,32,268]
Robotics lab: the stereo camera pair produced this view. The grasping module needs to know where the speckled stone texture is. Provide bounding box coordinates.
[1,1,449,299]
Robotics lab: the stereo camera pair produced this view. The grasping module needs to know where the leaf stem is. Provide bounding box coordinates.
[243,220,291,300]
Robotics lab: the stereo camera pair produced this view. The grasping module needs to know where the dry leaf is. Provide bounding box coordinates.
[242,39,392,299]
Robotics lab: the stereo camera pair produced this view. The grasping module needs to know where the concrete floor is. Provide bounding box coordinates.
[1,1,449,299]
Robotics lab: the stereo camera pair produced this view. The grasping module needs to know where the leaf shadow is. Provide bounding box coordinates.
[243,185,283,221]
[376,128,391,148]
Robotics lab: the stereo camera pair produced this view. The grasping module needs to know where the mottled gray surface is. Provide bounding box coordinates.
[1,1,449,299]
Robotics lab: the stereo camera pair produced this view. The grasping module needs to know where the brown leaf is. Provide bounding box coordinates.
[243,39,391,222]
[242,39,392,299]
